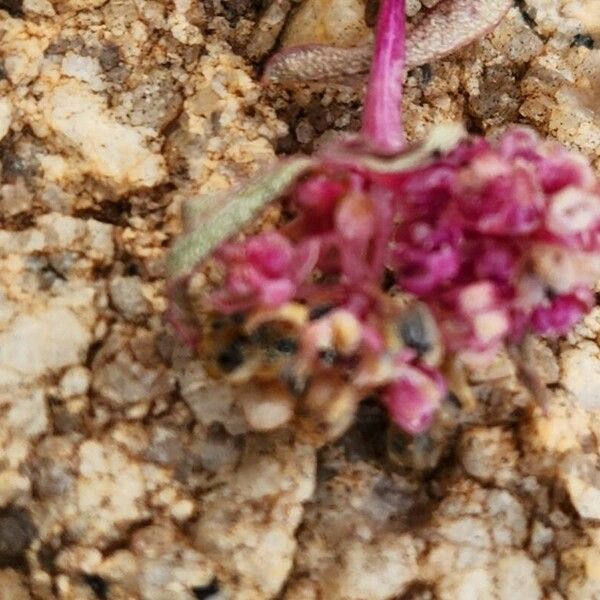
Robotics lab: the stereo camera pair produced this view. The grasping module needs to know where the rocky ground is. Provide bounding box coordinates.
[2,0,600,598]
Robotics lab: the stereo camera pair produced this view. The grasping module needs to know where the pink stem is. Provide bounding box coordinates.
[361,0,406,154]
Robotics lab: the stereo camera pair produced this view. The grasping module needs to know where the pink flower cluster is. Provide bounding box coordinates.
[392,127,600,361]
[206,127,600,432]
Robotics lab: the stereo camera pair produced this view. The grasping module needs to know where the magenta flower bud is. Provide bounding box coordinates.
[393,222,461,295]
[530,289,594,336]
[295,175,346,214]
[210,232,314,313]
[245,233,293,278]
[455,157,543,235]
[383,366,446,435]
[473,242,518,283]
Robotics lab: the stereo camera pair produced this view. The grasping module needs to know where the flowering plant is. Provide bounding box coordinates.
[167,0,600,441]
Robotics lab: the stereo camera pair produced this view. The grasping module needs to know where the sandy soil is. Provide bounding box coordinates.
[3,0,600,598]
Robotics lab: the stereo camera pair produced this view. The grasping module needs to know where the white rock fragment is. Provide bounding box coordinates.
[55,546,103,574]
[520,335,560,384]
[436,567,495,600]
[0,470,31,508]
[41,81,166,190]
[0,214,114,267]
[0,20,48,85]
[321,535,418,599]
[495,552,542,600]
[61,53,105,91]
[85,219,115,262]
[561,454,600,520]
[529,520,554,557]
[91,329,172,409]
[406,0,421,17]
[282,0,371,47]
[561,341,600,410]
[0,307,92,382]
[0,180,32,216]
[459,426,518,486]
[109,276,151,322]
[59,366,91,398]
[6,388,49,438]
[523,391,592,459]
[71,440,149,546]
[563,1,600,34]
[22,0,55,14]
[194,433,316,598]
[89,523,218,598]
[0,98,12,142]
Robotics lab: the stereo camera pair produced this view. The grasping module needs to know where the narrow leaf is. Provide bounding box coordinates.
[407,0,512,67]
[262,44,372,84]
[167,157,313,280]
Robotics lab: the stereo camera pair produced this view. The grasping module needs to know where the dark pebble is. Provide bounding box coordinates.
[98,44,121,71]
[83,574,108,600]
[192,577,220,599]
[571,33,594,49]
[0,507,37,567]
[418,64,433,86]
[0,0,22,17]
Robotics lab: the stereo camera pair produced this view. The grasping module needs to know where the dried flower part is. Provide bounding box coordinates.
[167,124,600,436]
[238,381,295,431]
[297,375,359,444]
[263,0,512,84]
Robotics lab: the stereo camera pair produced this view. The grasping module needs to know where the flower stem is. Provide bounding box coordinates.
[361,0,406,154]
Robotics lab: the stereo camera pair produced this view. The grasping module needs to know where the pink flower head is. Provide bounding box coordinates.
[168,124,600,435]
[387,128,600,357]
[166,0,600,438]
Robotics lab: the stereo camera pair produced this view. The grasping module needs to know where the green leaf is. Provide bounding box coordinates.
[167,157,313,280]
